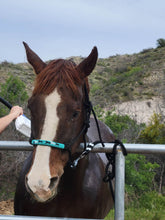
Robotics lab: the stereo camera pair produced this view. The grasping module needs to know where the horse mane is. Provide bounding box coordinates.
[32,59,89,96]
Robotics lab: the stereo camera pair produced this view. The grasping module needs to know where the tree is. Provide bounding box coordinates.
[138,113,165,194]
[138,113,165,193]
[156,38,165,48]
[139,113,165,144]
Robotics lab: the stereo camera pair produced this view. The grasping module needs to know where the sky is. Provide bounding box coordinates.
[1,0,165,63]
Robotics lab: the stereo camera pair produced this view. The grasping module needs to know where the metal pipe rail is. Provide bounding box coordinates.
[0,141,165,154]
[0,216,96,220]
[0,141,165,220]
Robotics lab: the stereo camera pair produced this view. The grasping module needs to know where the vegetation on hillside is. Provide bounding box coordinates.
[89,46,165,107]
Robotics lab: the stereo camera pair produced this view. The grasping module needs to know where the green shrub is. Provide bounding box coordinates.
[103,111,144,142]
[124,66,142,78]
[0,75,28,116]
[139,113,165,144]
[138,191,165,210]
[125,154,159,196]
[104,112,130,136]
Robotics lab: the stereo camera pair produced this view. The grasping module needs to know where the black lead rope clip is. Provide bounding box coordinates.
[70,143,94,168]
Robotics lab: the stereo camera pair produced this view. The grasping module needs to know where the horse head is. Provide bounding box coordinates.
[24,42,98,202]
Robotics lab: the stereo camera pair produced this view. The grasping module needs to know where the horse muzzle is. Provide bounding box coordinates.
[25,176,59,203]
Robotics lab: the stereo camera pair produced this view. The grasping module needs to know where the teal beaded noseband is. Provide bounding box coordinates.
[31,139,65,149]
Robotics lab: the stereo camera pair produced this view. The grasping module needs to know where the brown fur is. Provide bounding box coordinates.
[33,59,86,96]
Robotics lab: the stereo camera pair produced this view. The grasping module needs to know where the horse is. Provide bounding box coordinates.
[14,42,115,219]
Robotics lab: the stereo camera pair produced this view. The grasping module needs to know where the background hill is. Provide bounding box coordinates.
[1,46,165,123]
[90,47,165,106]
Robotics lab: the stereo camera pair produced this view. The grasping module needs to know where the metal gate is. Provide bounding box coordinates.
[0,141,165,220]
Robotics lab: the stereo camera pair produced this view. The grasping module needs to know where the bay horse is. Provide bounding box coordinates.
[14,42,115,219]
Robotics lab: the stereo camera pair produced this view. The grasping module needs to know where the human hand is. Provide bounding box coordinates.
[9,106,23,119]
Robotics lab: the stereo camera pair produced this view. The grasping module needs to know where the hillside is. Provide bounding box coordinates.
[0,46,165,120]
[89,47,165,107]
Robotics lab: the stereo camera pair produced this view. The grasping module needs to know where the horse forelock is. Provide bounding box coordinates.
[32,59,86,96]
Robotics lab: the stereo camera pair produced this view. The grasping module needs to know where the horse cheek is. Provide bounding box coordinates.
[49,149,65,180]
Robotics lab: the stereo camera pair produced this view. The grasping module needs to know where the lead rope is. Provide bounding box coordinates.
[103,140,127,202]
[91,105,127,202]
[83,85,128,203]
[83,83,105,148]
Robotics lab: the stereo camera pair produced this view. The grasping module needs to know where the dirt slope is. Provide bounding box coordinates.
[0,199,14,215]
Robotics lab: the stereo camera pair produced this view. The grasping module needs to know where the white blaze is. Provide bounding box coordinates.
[27,89,61,193]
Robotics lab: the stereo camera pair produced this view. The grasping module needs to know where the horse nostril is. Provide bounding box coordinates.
[25,176,28,182]
[25,176,29,185]
[49,177,58,190]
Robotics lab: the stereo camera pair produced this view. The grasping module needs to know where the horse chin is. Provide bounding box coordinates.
[32,189,58,203]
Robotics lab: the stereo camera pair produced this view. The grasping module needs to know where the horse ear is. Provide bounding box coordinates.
[77,47,98,78]
[23,42,46,75]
